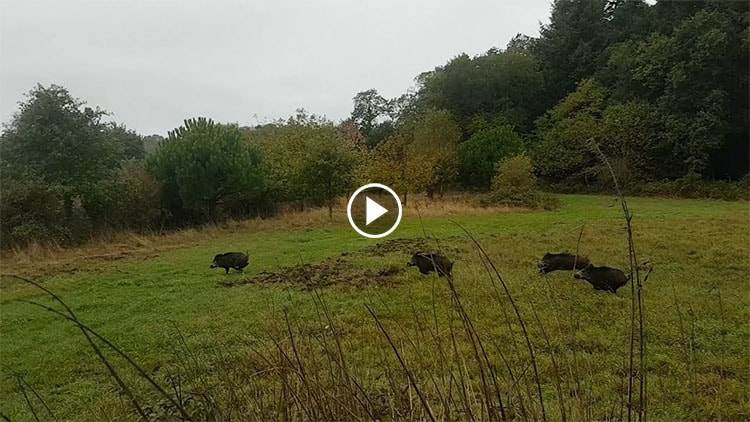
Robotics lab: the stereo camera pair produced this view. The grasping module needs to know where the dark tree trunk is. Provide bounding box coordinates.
[63,192,74,221]
[326,182,333,220]
[208,200,217,223]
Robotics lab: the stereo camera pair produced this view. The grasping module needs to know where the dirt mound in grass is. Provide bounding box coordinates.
[363,237,465,256]
[219,257,405,289]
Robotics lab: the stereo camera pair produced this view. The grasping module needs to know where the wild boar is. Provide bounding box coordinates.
[538,252,590,274]
[408,252,454,277]
[210,252,249,274]
[574,264,629,293]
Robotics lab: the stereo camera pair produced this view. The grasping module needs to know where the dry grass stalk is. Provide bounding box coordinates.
[590,141,648,422]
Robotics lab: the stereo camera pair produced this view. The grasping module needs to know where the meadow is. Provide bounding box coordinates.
[1,194,748,421]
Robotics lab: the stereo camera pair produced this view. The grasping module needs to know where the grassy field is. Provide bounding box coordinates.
[1,194,748,420]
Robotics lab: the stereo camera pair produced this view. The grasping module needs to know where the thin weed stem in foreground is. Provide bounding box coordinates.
[453,220,547,421]
[591,141,648,422]
[365,304,437,421]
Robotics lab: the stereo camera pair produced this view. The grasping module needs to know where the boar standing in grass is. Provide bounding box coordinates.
[574,264,629,293]
[210,252,249,274]
[538,252,590,274]
[408,252,454,277]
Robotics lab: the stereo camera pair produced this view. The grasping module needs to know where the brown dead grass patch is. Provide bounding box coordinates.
[406,192,523,217]
[219,256,405,289]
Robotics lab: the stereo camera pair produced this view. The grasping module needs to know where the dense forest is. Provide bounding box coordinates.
[1,0,748,246]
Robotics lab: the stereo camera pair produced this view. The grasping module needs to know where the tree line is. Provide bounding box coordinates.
[1,0,747,247]
[0,91,366,246]
[355,0,748,188]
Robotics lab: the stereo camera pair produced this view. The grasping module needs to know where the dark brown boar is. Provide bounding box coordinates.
[211,252,249,274]
[574,264,629,293]
[408,252,453,277]
[538,252,590,274]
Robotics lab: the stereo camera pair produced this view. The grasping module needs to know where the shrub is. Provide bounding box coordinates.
[492,155,536,201]
[113,161,163,228]
[458,124,524,190]
[80,179,122,230]
[0,178,71,246]
[638,173,750,200]
[109,160,164,229]
[489,155,559,209]
[80,161,162,230]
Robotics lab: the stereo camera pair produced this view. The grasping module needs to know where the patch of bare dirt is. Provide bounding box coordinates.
[362,237,465,257]
[219,257,405,289]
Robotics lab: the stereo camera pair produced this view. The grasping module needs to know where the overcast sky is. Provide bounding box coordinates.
[1,0,551,135]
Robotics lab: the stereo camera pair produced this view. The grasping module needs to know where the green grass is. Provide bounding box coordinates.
[1,195,749,420]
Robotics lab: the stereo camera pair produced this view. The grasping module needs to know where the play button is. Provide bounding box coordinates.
[347,183,403,238]
[365,197,388,225]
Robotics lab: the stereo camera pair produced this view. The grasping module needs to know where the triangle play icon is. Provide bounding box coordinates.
[365,196,388,225]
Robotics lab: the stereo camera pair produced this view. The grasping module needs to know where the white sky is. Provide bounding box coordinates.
[1,0,551,135]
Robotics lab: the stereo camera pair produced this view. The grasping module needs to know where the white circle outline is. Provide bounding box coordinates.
[346,183,403,239]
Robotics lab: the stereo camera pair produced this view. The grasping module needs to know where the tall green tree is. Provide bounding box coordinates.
[607,0,654,44]
[408,110,462,197]
[603,4,749,177]
[351,89,389,139]
[368,131,414,204]
[533,0,612,104]
[651,0,708,34]
[0,84,122,218]
[533,79,608,185]
[249,122,309,205]
[458,125,525,189]
[299,131,360,219]
[417,51,545,133]
[506,33,536,54]
[104,123,146,160]
[148,118,264,222]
